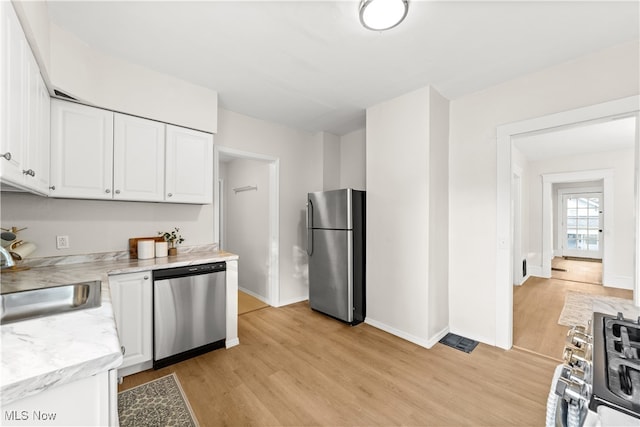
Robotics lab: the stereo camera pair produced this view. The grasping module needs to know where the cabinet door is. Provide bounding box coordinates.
[2,370,112,426]
[109,271,152,372]
[165,125,213,204]
[50,99,114,199]
[23,53,50,195]
[0,3,27,185]
[113,113,165,201]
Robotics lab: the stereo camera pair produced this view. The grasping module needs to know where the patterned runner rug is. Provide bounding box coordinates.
[558,291,634,328]
[118,373,199,427]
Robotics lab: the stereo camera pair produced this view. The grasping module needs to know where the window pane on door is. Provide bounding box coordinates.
[565,195,600,256]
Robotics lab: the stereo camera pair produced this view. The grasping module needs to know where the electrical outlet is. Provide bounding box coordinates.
[56,235,69,249]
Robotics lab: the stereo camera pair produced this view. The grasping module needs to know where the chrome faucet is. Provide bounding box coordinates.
[0,246,16,269]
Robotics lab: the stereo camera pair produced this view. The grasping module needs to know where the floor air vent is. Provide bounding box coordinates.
[439,333,479,353]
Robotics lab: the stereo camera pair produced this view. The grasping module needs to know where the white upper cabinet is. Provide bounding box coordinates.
[0,2,50,194]
[165,125,213,204]
[113,113,165,202]
[50,99,213,204]
[24,57,51,194]
[50,99,114,200]
[1,3,26,184]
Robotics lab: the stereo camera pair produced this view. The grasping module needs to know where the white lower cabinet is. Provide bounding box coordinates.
[109,271,153,377]
[2,369,118,426]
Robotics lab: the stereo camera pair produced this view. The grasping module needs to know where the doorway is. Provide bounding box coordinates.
[559,190,603,260]
[496,95,640,350]
[214,146,280,307]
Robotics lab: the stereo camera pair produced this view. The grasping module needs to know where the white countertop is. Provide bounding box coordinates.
[0,248,238,406]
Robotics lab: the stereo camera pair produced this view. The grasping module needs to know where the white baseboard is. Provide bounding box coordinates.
[365,318,449,349]
[528,265,550,278]
[275,295,308,308]
[238,286,269,304]
[118,360,153,378]
[604,275,634,290]
[226,337,240,348]
[514,274,530,286]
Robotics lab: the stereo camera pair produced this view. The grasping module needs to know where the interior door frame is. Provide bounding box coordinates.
[214,146,281,307]
[495,95,639,350]
[542,172,611,277]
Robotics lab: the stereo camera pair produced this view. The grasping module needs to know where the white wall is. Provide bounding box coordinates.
[223,158,270,300]
[340,128,366,190]
[427,87,450,338]
[449,40,639,345]
[366,86,449,348]
[0,192,213,257]
[528,149,635,286]
[321,132,341,190]
[512,146,530,284]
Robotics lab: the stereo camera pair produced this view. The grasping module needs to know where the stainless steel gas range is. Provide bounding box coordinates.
[548,312,640,427]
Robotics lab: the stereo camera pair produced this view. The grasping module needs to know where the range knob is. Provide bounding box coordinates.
[555,376,589,405]
[563,345,592,369]
[566,328,593,349]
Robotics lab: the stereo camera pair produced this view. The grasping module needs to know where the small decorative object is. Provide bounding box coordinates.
[155,241,168,258]
[158,227,184,256]
[137,240,155,260]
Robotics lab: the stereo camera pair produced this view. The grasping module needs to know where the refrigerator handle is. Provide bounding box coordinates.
[306,200,313,256]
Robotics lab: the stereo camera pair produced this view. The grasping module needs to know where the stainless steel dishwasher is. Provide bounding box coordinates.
[153,262,226,369]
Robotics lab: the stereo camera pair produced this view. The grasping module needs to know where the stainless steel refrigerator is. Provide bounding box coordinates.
[307,188,365,325]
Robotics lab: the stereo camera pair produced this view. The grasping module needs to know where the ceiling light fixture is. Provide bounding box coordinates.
[359,0,409,31]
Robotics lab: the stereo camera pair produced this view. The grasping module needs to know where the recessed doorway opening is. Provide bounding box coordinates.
[214,146,280,307]
[496,95,640,350]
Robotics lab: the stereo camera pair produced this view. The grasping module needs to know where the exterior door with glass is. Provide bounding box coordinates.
[561,193,603,259]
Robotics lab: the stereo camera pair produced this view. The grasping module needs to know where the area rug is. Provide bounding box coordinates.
[558,291,634,327]
[118,373,199,427]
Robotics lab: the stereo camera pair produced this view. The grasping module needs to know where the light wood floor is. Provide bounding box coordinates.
[551,256,602,285]
[121,302,558,426]
[238,290,269,315]
[514,262,633,360]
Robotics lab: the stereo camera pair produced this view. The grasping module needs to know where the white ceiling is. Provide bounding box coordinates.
[513,116,637,161]
[47,1,640,136]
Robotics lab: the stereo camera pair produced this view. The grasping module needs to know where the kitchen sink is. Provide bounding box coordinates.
[1,281,101,324]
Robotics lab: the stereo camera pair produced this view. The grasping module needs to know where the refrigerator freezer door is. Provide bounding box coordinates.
[309,229,353,322]
[308,189,352,230]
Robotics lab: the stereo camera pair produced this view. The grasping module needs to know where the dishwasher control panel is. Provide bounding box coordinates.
[153,261,226,280]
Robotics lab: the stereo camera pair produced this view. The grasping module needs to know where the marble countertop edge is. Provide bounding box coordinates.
[1,351,123,406]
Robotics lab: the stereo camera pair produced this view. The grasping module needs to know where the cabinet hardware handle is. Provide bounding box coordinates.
[121,346,126,355]
[167,193,173,197]
[144,276,149,280]
[105,189,111,194]
[49,185,56,190]
[115,189,121,194]
[22,169,35,177]
[1,152,11,161]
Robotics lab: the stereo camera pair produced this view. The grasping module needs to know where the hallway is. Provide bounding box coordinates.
[513,259,632,360]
